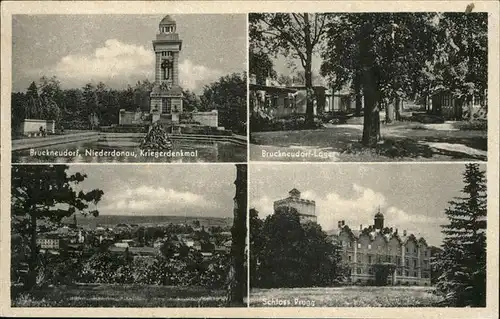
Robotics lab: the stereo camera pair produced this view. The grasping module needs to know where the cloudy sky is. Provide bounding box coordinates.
[67,164,237,218]
[12,14,246,93]
[250,164,486,247]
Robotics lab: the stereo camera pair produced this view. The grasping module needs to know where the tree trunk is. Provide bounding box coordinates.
[359,22,381,147]
[305,66,314,128]
[354,70,362,117]
[469,94,474,122]
[226,164,247,306]
[303,13,315,128]
[395,96,402,121]
[386,99,394,123]
[361,68,381,147]
[26,213,37,290]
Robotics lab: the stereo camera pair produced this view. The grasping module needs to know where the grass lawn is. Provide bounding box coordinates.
[250,286,445,307]
[250,123,487,162]
[11,283,229,307]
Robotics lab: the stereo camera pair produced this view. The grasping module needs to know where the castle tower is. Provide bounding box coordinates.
[374,208,384,230]
[273,188,317,224]
[150,15,183,122]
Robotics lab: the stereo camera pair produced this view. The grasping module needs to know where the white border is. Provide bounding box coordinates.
[1,1,499,318]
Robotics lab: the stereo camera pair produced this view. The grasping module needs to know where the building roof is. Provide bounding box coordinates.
[289,188,301,197]
[330,223,428,246]
[160,15,176,25]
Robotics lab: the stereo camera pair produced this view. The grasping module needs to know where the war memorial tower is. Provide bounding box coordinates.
[150,15,183,124]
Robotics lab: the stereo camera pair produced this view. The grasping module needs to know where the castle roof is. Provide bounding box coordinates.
[375,208,384,218]
[330,224,428,246]
[160,15,176,25]
[289,188,301,196]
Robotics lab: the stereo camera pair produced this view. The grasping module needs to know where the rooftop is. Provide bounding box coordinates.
[159,15,176,25]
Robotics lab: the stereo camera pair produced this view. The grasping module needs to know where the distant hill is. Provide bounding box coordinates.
[62,215,232,229]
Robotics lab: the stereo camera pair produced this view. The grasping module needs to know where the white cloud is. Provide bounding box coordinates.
[179,59,223,91]
[34,39,221,92]
[251,184,445,244]
[312,184,387,231]
[101,186,213,215]
[251,195,275,219]
[252,184,386,229]
[53,39,154,83]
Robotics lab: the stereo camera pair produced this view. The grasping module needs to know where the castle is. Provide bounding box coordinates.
[272,189,431,286]
[273,188,317,224]
[329,210,432,286]
[118,15,218,129]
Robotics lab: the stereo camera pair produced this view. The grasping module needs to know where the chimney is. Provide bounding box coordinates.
[342,220,345,226]
[338,221,342,229]
[403,230,407,236]
[395,228,398,234]
[360,224,363,231]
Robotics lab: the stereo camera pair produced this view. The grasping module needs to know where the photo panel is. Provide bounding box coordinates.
[10,164,248,307]
[249,163,487,307]
[11,14,248,163]
[249,12,488,162]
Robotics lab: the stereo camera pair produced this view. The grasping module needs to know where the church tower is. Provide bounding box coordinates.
[374,208,384,230]
[150,15,183,123]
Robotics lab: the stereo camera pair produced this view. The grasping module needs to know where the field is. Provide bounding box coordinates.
[250,286,445,307]
[11,284,228,307]
[61,215,232,229]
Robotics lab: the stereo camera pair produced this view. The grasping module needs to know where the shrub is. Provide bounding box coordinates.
[454,120,487,131]
[250,113,324,132]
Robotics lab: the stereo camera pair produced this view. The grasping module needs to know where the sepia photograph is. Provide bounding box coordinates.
[249,12,487,162]
[249,163,487,307]
[11,14,247,163]
[10,164,247,307]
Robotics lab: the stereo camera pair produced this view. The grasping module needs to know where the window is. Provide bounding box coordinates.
[405,247,408,253]
[368,268,373,275]
[414,248,417,253]
[405,270,409,277]
[397,257,401,265]
[348,241,352,248]
[424,251,427,257]
[348,255,352,262]
[162,98,171,113]
[368,244,372,250]
[357,268,361,274]
[368,256,372,264]
[357,243,361,249]
[413,260,417,267]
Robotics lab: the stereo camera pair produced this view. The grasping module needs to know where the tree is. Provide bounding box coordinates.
[200,72,247,134]
[254,206,344,288]
[321,13,442,144]
[432,163,486,306]
[11,165,104,290]
[250,13,329,128]
[182,89,201,113]
[249,50,277,85]
[226,164,247,306]
[249,208,264,287]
